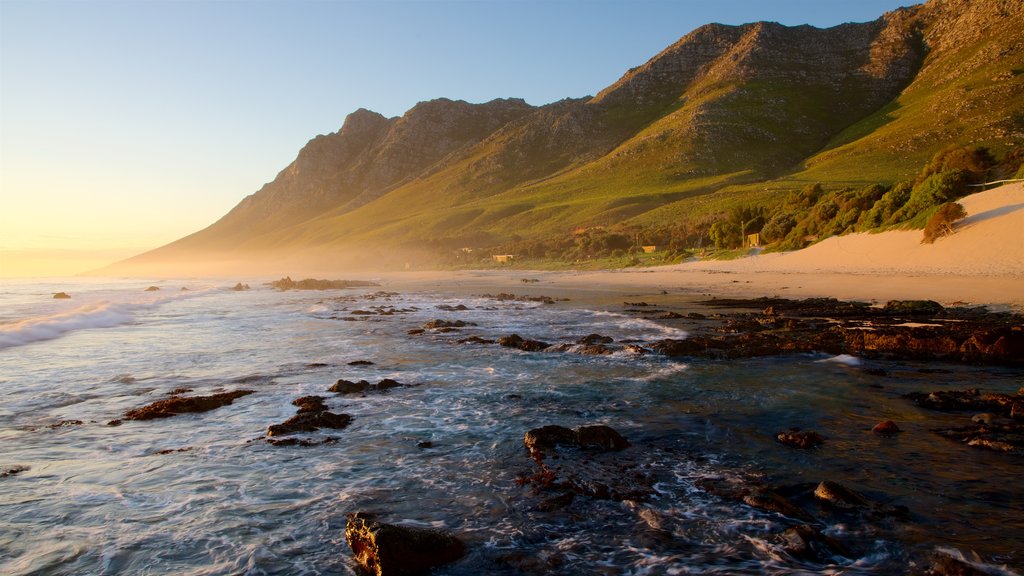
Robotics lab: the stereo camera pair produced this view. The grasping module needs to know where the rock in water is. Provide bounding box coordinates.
[124,390,255,420]
[813,480,869,509]
[776,429,824,448]
[872,420,902,435]
[344,513,465,575]
[52,292,71,299]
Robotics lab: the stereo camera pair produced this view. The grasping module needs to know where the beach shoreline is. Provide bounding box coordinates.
[364,184,1024,311]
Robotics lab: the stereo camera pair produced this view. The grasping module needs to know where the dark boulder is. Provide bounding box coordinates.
[345,513,465,576]
[499,334,550,352]
[124,390,255,421]
[292,395,328,413]
[813,480,869,510]
[267,411,351,437]
[376,378,402,391]
[348,360,375,366]
[330,379,371,394]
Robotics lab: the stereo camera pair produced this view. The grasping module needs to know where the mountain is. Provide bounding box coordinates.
[106,0,1023,275]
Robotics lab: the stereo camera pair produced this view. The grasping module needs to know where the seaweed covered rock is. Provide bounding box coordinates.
[344,513,465,575]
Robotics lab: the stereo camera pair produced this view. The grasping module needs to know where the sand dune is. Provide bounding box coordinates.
[710,182,1024,276]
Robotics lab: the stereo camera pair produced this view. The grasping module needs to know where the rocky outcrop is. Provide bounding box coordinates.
[266,395,352,438]
[344,513,465,576]
[124,390,255,421]
[519,424,648,502]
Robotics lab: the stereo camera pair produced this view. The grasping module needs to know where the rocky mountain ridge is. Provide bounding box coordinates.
[111,0,1023,273]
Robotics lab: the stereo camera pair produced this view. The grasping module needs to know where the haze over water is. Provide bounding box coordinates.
[1,278,1021,575]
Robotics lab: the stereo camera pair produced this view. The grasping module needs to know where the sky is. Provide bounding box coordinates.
[0,0,913,277]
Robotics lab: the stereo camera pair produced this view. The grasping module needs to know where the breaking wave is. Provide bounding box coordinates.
[0,291,210,350]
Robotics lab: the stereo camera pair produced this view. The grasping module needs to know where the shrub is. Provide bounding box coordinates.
[890,170,970,225]
[860,181,911,230]
[761,212,796,243]
[921,202,967,243]
[709,221,741,249]
[918,145,995,183]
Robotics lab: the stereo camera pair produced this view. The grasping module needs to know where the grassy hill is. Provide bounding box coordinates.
[104,0,1023,276]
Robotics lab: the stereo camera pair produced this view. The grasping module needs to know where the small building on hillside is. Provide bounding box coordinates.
[641,245,658,254]
[492,254,515,263]
[745,233,761,248]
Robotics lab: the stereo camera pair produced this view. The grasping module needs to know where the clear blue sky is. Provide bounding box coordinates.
[0,0,913,275]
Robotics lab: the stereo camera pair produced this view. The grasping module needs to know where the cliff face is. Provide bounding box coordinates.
[116,0,1023,271]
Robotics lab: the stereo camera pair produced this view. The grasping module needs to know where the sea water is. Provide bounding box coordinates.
[1,278,1021,575]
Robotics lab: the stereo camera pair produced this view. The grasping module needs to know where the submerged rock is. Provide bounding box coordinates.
[872,420,902,435]
[124,390,255,421]
[344,512,465,576]
[52,292,71,299]
[520,424,648,502]
[1,465,30,478]
[779,524,851,562]
[266,437,338,447]
[776,429,824,449]
[422,319,475,330]
[144,286,160,291]
[743,488,813,521]
[932,422,1024,454]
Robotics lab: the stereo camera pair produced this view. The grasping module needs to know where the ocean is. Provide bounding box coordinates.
[1,277,1021,575]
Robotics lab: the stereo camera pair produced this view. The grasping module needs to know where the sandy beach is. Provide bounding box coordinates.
[375,183,1024,310]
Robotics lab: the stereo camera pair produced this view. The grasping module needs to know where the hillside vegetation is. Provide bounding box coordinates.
[106,0,1024,275]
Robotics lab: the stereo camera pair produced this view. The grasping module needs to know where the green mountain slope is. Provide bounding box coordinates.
[107,0,1023,275]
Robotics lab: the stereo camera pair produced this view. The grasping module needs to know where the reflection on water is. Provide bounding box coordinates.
[1,282,1021,575]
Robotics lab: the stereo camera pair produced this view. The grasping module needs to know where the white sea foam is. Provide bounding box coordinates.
[818,354,863,366]
[588,310,689,339]
[0,290,210,350]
